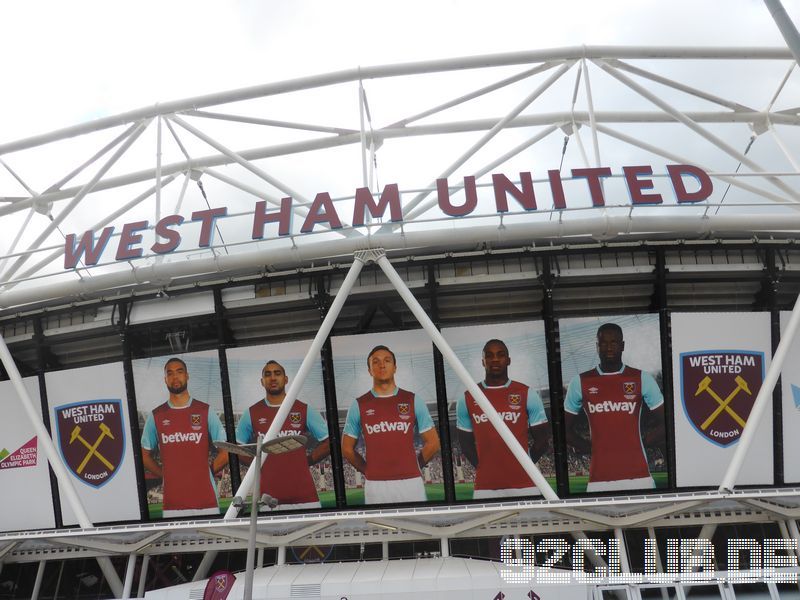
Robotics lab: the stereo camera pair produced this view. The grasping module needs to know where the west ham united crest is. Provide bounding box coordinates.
[398,402,411,419]
[289,411,302,428]
[203,570,236,600]
[680,350,764,447]
[54,399,125,488]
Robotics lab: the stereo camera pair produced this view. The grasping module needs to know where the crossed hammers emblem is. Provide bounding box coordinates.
[69,423,116,474]
[694,375,751,431]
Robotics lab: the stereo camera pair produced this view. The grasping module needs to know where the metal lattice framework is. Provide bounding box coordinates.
[0,46,799,313]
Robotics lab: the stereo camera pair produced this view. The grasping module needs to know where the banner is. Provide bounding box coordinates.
[559,314,667,494]
[441,321,555,500]
[226,340,334,511]
[780,311,800,483]
[46,363,140,524]
[133,351,230,519]
[671,312,773,487]
[332,329,444,506]
[0,377,55,532]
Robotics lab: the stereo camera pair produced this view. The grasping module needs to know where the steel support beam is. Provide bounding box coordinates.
[223,256,365,518]
[373,249,558,499]
[720,290,800,491]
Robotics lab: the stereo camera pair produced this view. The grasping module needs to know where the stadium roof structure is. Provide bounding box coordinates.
[3,43,800,598]
[0,45,799,314]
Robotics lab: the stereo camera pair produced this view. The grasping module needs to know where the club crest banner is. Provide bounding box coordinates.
[671,312,773,487]
[54,399,126,488]
[680,351,764,447]
[203,570,236,600]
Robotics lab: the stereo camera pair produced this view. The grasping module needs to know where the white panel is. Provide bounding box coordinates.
[0,376,56,532]
[46,362,141,524]
[672,312,773,487]
[780,311,800,483]
[128,292,214,324]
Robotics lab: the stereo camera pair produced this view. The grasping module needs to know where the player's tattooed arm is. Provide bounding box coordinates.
[457,429,479,468]
[528,422,552,462]
[141,448,163,478]
[564,413,591,455]
[341,435,367,474]
[307,439,330,466]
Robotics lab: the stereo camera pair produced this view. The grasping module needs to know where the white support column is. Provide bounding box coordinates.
[122,553,137,599]
[192,550,218,582]
[156,115,162,223]
[580,58,602,168]
[720,292,800,491]
[440,537,450,558]
[359,80,369,190]
[764,0,800,66]
[646,527,670,600]
[30,560,46,600]
[614,528,631,574]
[277,546,286,565]
[0,335,88,519]
[137,555,150,599]
[225,255,366,519]
[382,541,389,559]
[787,520,800,561]
[257,547,265,568]
[373,251,558,499]
[571,531,607,571]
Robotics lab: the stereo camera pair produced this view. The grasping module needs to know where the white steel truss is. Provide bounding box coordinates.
[0,46,799,314]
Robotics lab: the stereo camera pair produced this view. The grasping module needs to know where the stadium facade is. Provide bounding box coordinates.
[1,41,800,600]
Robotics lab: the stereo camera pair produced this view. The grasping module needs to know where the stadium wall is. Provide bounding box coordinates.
[1,241,798,532]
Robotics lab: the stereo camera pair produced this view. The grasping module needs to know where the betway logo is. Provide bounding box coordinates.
[161,432,204,444]
[472,412,521,425]
[365,421,411,435]
[279,430,299,437]
[587,401,637,415]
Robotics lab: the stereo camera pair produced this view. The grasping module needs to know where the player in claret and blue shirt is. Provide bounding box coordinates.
[341,345,441,504]
[565,323,665,492]
[456,339,552,499]
[235,360,330,510]
[141,358,229,518]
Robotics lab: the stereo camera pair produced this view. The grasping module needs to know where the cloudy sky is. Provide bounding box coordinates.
[2,0,796,141]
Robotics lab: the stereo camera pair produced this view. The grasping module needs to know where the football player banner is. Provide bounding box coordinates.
[332,329,445,506]
[0,376,56,532]
[441,321,556,501]
[780,311,800,483]
[226,340,334,511]
[132,351,230,519]
[671,312,773,487]
[559,314,667,494]
[46,363,140,524]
